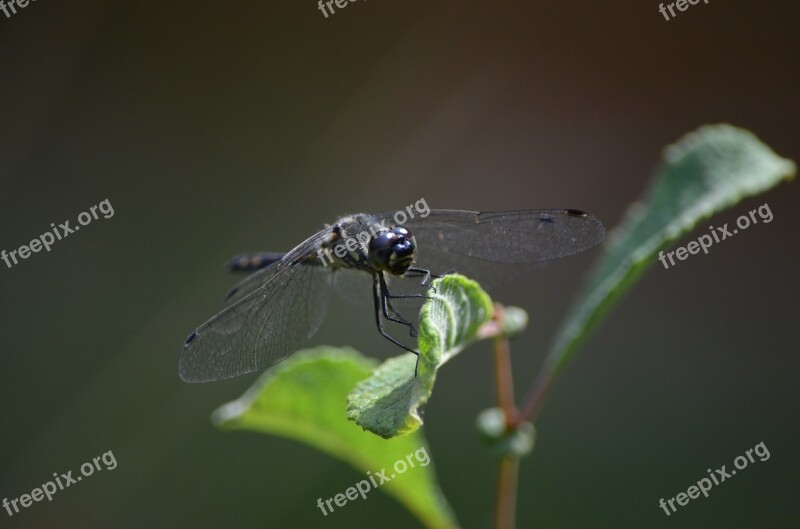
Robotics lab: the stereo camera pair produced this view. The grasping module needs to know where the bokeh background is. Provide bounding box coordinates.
[1,1,798,528]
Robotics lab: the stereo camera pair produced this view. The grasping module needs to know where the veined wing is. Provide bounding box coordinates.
[217,229,332,310]
[179,230,333,383]
[378,209,605,288]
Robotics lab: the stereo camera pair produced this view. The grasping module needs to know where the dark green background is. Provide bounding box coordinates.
[1,1,798,527]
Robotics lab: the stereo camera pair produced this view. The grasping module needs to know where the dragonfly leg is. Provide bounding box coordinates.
[405,267,456,292]
[385,298,418,337]
[379,274,419,337]
[405,266,440,288]
[373,273,421,376]
[383,271,434,301]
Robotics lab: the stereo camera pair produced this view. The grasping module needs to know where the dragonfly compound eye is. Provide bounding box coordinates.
[368,227,416,275]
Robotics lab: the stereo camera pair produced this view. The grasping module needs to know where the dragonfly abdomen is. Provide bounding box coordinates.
[226,252,286,272]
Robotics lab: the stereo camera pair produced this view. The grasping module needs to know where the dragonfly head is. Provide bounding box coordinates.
[368,226,416,275]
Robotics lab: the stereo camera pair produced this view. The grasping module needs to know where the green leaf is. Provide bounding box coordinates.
[347,274,494,439]
[213,347,458,529]
[545,124,796,375]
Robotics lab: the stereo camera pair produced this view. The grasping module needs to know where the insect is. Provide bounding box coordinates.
[179,209,605,382]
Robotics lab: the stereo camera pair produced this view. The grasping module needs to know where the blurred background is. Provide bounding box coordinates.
[1,1,798,527]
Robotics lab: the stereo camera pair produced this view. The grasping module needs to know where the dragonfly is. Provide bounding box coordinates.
[179,209,605,382]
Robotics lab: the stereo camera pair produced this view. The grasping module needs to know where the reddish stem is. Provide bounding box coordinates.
[493,456,520,529]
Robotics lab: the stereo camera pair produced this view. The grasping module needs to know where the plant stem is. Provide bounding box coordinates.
[493,455,520,529]
[493,335,518,428]
[491,304,521,529]
[490,308,558,529]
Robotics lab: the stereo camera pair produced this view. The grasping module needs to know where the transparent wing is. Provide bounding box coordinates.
[179,231,333,383]
[216,229,331,310]
[218,259,286,311]
[331,266,374,307]
[378,209,605,289]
